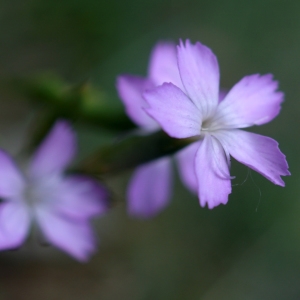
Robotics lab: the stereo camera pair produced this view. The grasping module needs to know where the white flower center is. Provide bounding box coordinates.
[24,183,41,207]
[23,175,60,208]
[201,117,222,134]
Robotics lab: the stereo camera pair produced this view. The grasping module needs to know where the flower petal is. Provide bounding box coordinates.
[177,40,219,118]
[144,83,202,138]
[36,208,97,261]
[218,89,228,103]
[195,135,231,208]
[54,175,108,219]
[215,130,290,186]
[176,141,200,193]
[127,157,172,218]
[29,120,76,178]
[0,150,25,197]
[116,75,158,130]
[148,42,183,89]
[215,74,284,128]
[0,202,30,250]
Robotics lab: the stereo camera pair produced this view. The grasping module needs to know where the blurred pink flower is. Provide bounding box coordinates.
[0,121,107,261]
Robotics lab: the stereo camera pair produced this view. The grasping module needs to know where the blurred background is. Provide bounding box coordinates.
[0,0,300,299]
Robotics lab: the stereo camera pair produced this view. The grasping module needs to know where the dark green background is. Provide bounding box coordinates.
[0,0,299,299]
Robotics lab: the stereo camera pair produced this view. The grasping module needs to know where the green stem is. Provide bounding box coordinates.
[77,130,196,175]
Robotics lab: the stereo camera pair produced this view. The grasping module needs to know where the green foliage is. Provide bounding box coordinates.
[15,73,135,130]
[11,73,197,175]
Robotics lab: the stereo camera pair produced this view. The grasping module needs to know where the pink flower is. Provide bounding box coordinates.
[144,40,290,208]
[0,121,107,261]
[117,42,197,218]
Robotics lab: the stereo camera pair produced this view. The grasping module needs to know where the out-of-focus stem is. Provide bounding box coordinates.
[77,130,196,175]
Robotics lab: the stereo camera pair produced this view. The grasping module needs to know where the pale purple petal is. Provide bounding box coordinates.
[29,120,76,178]
[0,150,25,197]
[195,135,231,208]
[144,83,202,138]
[128,157,172,218]
[176,141,200,193]
[149,42,183,90]
[54,175,108,219]
[216,74,284,128]
[36,208,97,261]
[0,202,30,250]
[116,75,158,130]
[177,40,219,118]
[215,130,290,186]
